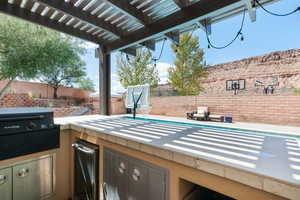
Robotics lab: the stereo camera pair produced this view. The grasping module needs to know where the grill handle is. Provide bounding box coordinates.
[72,143,95,154]
[0,115,45,122]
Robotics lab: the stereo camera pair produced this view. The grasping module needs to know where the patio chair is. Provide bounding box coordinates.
[193,107,209,121]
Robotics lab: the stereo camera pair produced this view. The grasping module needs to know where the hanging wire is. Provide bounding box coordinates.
[206,9,246,49]
[152,38,167,66]
[254,0,300,17]
[180,24,198,47]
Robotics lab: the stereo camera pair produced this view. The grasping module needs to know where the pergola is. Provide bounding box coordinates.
[0,0,278,115]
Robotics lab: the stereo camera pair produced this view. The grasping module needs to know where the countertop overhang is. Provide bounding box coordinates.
[55,115,300,200]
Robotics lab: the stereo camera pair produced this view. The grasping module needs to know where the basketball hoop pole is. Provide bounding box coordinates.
[132,90,143,119]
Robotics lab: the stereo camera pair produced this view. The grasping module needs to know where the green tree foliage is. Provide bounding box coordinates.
[0,14,87,99]
[168,32,207,96]
[0,14,53,96]
[117,49,160,88]
[78,77,95,91]
[294,89,300,94]
[38,37,86,98]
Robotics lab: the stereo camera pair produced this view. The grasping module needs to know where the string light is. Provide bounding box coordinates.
[205,9,246,49]
[240,33,244,42]
[152,38,167,67]
[254,0,300,17]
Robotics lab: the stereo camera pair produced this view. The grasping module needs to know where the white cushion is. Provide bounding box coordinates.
[210,114,223,119]
[194,113,205,117]
[197,107,208,114]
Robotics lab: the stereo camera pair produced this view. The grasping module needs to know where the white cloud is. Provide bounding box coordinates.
[111,73,125,95]
[110,62,174,94]
[79,41,98,49]
[156,62,174,84]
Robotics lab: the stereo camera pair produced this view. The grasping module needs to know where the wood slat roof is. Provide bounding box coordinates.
[0,0,278,53]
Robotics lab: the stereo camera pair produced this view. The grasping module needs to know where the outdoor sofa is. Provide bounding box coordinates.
[187,107,224,122]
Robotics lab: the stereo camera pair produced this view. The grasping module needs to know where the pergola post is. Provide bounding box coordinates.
[98,46,111,115]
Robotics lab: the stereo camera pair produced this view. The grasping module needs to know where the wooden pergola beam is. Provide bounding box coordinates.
[37,0,123,37]
[104,0,151,25]
[173,0,189,9]
[0,2,104,44]
[242,0,256,22]
[107,0,239,52]
[165,32,180,45]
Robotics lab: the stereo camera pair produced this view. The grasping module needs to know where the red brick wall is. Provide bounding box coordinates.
[203,49,300,95]
[0,93,35,107]
[51,107,85,118]
[150,94,300,126]
[0,80,92,99]
[0,93,126,116]
[91,97,126,115]
[152,49,300,96]
[0,93,87,117]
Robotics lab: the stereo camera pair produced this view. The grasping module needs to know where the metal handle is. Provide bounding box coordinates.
[132,168,140,181]
[0,175,7,185]
[18,168,29,178]
[103,182,108,200]
[118,162,126,174]
[0,115,44,122]
[72,143,95,154]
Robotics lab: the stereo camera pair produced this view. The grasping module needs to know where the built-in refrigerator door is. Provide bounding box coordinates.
[73,141,99,200]
[0,167,12,200]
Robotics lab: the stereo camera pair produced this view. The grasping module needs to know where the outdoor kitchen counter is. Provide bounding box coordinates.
[55,115,300,200]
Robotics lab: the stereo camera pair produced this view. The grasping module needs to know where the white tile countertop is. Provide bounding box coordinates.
[55,114,300,200]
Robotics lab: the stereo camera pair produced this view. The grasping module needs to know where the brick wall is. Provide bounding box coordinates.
[0,93,87,117]
[52,107,85,118]
[0,93,35,107]
[0,80,92,99]
[0,93,126,116]
[152,49,300,96]
[150,94,300,126]
[203,49,300,95]
[91,97,126,115]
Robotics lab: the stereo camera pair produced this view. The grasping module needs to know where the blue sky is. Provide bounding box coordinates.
[81,0,300,94]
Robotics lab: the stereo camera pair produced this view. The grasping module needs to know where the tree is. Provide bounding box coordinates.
[0,14,54,96]
[78,77,95,91]
[168,32,208,96]
[0,14,86,99]
[38,36,86,98]
[117,49,160,88]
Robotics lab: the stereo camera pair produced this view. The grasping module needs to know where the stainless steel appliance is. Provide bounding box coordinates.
[0,154,55,200]
[0,107,60,161]
[73,140,99,200]
[104,148,169,200]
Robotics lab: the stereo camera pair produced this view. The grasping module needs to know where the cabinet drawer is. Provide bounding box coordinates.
[0,168,12,200]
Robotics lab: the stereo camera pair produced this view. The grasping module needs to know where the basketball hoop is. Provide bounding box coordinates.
[126,84,150,119]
